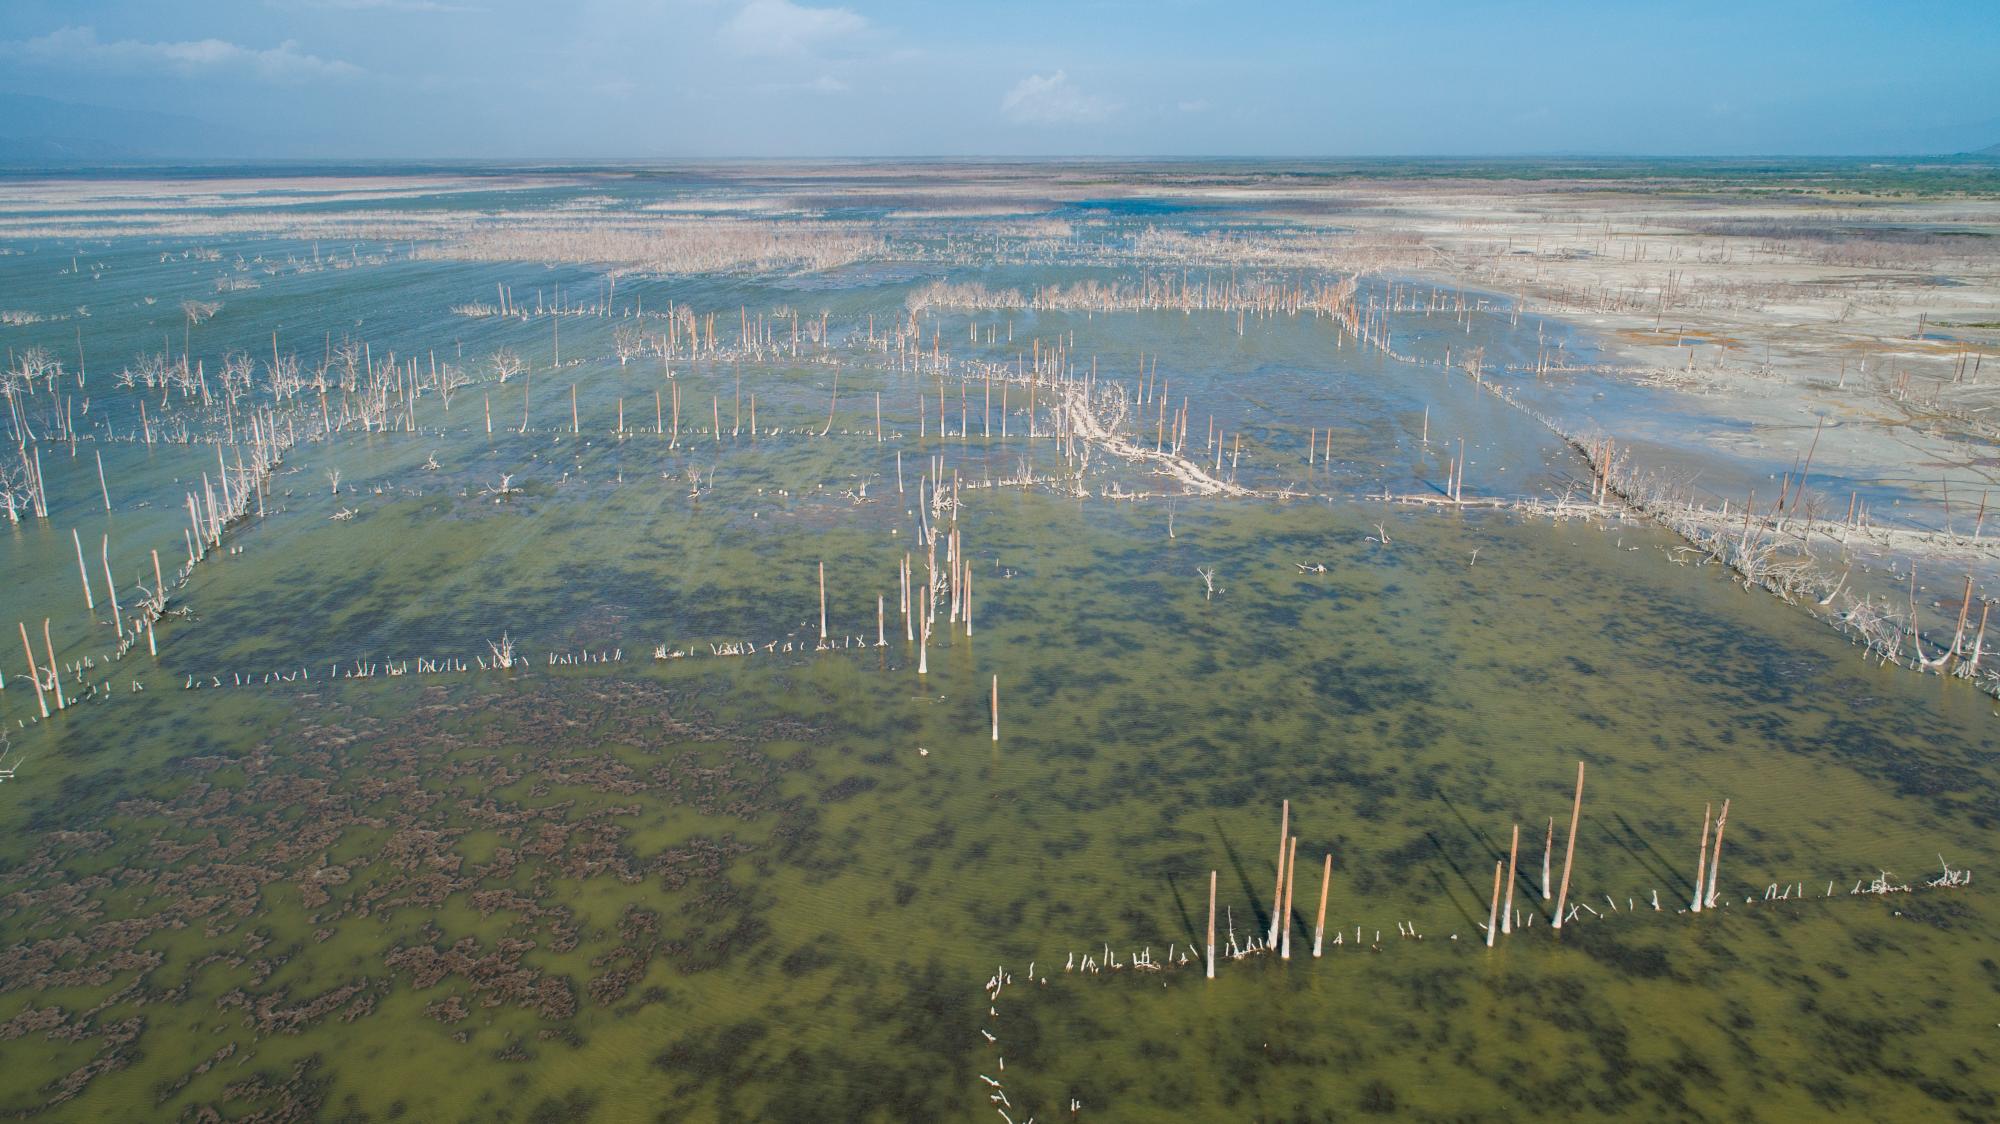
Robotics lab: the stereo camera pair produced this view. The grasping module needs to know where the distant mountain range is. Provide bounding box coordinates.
[0,92,246,163]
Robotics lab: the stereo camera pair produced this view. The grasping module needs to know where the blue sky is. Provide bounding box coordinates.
[0,0,1995,157]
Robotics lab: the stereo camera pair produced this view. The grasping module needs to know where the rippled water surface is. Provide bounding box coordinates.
[0,172,1994,1123]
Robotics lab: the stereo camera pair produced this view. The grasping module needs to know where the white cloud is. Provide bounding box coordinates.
[719,0,866,58]
[13,26,363,81]
[1001,71,1117,126]
[1177,99,1209,113]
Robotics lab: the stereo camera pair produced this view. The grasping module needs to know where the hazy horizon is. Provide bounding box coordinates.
[1,1,1996,161]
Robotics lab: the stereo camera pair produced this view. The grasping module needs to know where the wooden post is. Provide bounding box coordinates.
[1267,800,1289,947]
[1541,817,1554,900]
[19,622,47,718]
[1280,836,1298,959]
[818,561,828,641]
[990,674,999,741]
[877,595,885,647]
[1705,799,1729,909]
[102,535,122,635]
[72,529,95,612]
[1691,803,1712,913]
[95,450,110,510]
[1312,852,1332,957]
[42,619,62,710]
[1486,859,1504,947]
[1502,824,1520,935]
[1553,762,1585,930]
[1206,869,1217,979]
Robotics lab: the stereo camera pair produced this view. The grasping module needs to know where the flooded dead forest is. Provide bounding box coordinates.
[0,162,1996,1122]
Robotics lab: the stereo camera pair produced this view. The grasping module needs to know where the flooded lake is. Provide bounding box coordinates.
[0,167,1993,1122]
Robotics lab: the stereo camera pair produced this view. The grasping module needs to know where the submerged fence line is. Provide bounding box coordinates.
[973,768,1975,1122]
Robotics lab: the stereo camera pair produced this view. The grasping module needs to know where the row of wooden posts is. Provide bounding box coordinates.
[1198,762,1744,975]
[7,402,290,724]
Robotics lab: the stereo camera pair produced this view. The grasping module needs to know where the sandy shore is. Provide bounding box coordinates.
[1235,181,2000,527]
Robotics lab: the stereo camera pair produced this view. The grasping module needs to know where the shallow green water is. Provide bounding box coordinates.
[0,173,1994,1123]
